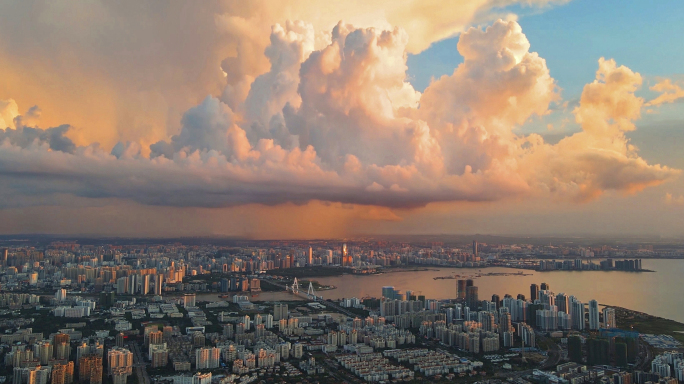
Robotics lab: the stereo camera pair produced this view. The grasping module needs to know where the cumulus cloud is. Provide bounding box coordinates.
[646,79,684,106]
[0,19,678,212]
[0,0,570,151]
[519,58,679,201]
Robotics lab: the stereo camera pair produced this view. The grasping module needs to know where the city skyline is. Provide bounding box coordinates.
[1,1,684,239]
[2,233,684,382]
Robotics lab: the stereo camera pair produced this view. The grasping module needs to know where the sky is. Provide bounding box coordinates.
[0,0,683,239]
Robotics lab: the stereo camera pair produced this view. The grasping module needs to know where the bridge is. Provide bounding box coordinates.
[266,278,357,317]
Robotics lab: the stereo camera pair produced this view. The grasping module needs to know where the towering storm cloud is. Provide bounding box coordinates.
[0,19,678,211]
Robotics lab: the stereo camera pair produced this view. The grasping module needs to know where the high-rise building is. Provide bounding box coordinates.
[589,300,600,330]
[292,343,303,359]
[307,247,313,265]
[36,341,53,365]
[195,347,220,369]
[273,303,288,320]
[491,294,500,309]
[142,274,150,295]
[570,297,586,330]
[183,293,196,308]
[149,344,169,368]
[538,290,554,308]
[540,282,550,291]
[127,275,136,295]
[106,348,133,376]
[555,293,568,313]
[465,286,479,310]
[14,366,50,384]
[51,362,74,384]
[499,312,512,334]
[56,289,67,302]
[530,284,539,302]
[457,280,467,300]
[154,274,164,296]
[115,333,125,348]
[78,355,102,384]
[472,240,478,257]
[53,333,71,360]
[342,243,352,266]
[2,248,7,266]
[76,341,103,363]
[148,331,163,346]
[382,286,399,301]
[116,277,127,295]
[602,307,616,329]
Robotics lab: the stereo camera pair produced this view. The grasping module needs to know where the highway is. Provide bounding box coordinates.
[130,341,151,384]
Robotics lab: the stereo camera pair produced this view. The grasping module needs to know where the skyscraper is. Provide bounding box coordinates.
[466,286,479,310]
[154,274,164,296]
[115,333,125,348]
[142,274,150,295]
[472,240,478,257]
[116,277,127,295]
[382,286,397,300]
[570,297,586,331]
[491,294,500,309]
[457,279,467,300]
[307,247,313,265]
[589,300,600,330]
[530,284,539,302]
[541,282,550,291]
[342,243,352,266]
[555,293,568,313]
[499,312,512,333]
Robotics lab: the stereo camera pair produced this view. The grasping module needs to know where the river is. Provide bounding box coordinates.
[307,259,684,323]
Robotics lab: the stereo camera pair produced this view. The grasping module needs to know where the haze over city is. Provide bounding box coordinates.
[1,1,683,239]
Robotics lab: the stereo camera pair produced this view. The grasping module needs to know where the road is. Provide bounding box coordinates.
[130,342,151,384]
[538,333,562,370]
[635,337,652,371]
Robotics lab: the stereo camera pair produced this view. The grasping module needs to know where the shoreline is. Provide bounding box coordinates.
[605,304,684,342]
[272,264,657,279]
[534,268,655,273]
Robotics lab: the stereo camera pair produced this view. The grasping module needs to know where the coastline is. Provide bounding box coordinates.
[607,304,684,343]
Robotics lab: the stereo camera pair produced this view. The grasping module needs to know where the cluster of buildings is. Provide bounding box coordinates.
[537,259,644,272]
[0,238,681,384]
[5,332,134,384]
